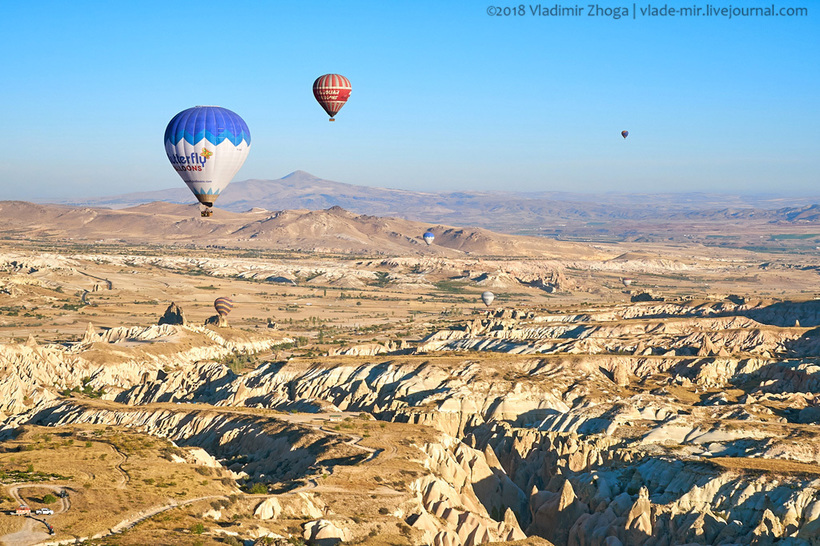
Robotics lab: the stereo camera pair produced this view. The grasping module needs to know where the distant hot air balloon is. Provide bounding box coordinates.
[164,106,251,216]
[621,130,629,139]
[214,296,234,318]
[423,231,435,246]
[481,291,495,307]
[313,74,352,121]
[622,278,634,287]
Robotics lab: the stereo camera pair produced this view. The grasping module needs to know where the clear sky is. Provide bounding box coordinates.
[1,1,817,200]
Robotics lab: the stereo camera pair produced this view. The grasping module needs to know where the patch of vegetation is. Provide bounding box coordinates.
[434,280,468,294]
[60,377,104,399]
[0,305,23,316]
[440,305,461,316]
[245,482,268,494]
[158,445,186,462]
[770,233,820,240]
[0,466,71,482]
[302,271,324,282]
[371,271,392,287]
[218,353,257,373]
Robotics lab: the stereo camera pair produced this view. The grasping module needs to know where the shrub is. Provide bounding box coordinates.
[43,494,57,504]
[371,272,392,287]
[190,522,205,535]
[248,482,267,494]
[219,353,256,373]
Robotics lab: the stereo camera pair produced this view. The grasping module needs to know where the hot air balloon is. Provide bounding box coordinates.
[423,231,435,246]
[622,278,634,287]
[214,296,234,327]
[214,296,234,317]
[481,291,495,307]
[165,106,251,217]
[621,130,629,139]
[313,74,351,121]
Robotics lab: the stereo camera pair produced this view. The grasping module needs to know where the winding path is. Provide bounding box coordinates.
[1,484,69,546]
[109,443,130,488]
[3,411,395,545]
[34,495,230,546]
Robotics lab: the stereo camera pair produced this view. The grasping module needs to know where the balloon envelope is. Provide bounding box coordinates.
[165,106,251,207]
[214,296,234,318]
[423,231,435,245]
[481,291,495,307]
[313,74,351,120]
[621,130,629,139]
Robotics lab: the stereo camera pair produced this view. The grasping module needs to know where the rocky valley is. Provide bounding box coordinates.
[1,205,820,545]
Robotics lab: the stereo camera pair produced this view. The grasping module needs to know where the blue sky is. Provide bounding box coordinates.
[1,1,817,200]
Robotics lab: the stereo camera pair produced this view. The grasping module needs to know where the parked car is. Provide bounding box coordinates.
[35,508,54,515]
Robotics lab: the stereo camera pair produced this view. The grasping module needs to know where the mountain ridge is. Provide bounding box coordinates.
[0,199,604,258]
[42,171,820,241]
[48,170,820,213]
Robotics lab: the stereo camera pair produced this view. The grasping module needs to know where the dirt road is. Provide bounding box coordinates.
[1,484,68,546]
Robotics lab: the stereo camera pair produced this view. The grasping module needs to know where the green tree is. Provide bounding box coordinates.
[249,482,267,494]
[372,272,392,287]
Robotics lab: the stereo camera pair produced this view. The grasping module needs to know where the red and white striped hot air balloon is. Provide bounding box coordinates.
[313,74,351,121]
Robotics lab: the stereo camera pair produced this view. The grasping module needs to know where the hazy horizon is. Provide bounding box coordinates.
[29,170,820,209]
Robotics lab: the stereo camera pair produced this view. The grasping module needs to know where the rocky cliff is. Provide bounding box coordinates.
[5,294,820,543]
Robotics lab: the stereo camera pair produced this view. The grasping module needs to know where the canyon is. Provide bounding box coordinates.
[0,203,820,545]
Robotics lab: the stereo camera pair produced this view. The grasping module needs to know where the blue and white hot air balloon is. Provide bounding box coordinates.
[164,106,250,215]
[423,231,435,246]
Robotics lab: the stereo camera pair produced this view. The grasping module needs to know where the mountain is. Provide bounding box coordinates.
[49,171,820,234]
[44,171,820,248]
[51,171,525,229]
[0,200,603,258]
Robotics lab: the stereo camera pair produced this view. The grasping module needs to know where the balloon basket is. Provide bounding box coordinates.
[329,118,335,122]
[201,209,213,218]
